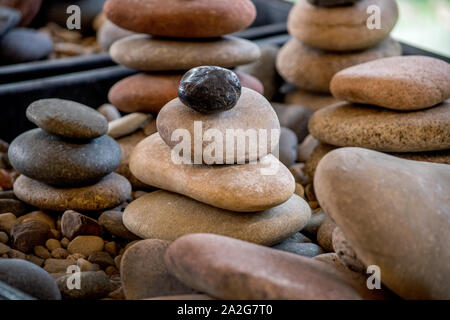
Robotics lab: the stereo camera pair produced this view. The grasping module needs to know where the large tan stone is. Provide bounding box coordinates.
[314,147,450,299]
[123,191,311,246]
[129,133,295,212]
[330,56,450,110]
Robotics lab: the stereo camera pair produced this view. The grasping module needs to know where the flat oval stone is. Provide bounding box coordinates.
[277,37,401,93]
[104,0,256,38]
[13,173,131,211]
[130,133,295,212]
[26,99,108,140]
[121,239,195,300]
[110,35,260,71]
[97,19,136,51]
[109,73,183,114]
[9,128,122,186]
[314,147,450,299]
[288,0,398,51]
[157,88,280,164]
[284,88,342,111]
[0,28,52,64]
[331,56,450,110]
[0,5,21,36]
[178,66,241,114]
[0,258,61,300]
[123,191,310,246]
[165,234,361,299]
[308,101,450,152]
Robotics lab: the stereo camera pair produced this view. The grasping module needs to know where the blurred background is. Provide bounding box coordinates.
[285,0,450,57]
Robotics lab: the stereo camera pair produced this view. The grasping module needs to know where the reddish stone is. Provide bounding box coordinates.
[104,0,256,38]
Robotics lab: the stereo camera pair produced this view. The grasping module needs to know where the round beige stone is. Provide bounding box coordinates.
[110,35,260,71]
[330,56,450,110]
[67,236,104,257]
[308,101,450,152]
[123,191,311,246]
[157,88,280,164]
[129,133,295,212]
[277,37,401,93]
[14,173,131,211]
[288,0,398,51]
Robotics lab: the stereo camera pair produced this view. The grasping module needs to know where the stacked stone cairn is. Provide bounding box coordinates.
[122,66,312,247]
[277,0,401,111]
[9,99,131,212]
[305,55,450,177]
[104,0,263,114]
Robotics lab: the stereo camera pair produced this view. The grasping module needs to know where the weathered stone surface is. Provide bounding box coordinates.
[130,133,294,212]
[288,0,398,51]
[121,239,195,300]
[165,234,361,299]
[314,147,450,299]
[330,56,450,110]
[157,88,280,164]
[110,35,260,71]
[332,227,365,273]
[308,101,450,152]
[0,28,52,64]
[277,37,401,93]
[26,99,108,140]
[0,258,60,300]
[14,173,131,211]
[9,128,122,186]
[123,191,311,246]
[104,0,256,38]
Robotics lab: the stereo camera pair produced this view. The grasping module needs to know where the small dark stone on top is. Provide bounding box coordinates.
[178,66,241,114]
[26,99,108,140]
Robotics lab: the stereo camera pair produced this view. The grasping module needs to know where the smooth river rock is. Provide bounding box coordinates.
[123,191,311,246]
[9,128,122,186]
[157,88,280,164]
[26,99,108,140]
[277,37,401,93]
[104,0,256,38]
[308,101,450,152]
[130,133,295,212]
[165,234,361,299]
[110,35,260,71]
[330,56,450,110]
[288,0,398,51]
[121,239,195,300]
[314,147,450,299]
[14,173,131,211]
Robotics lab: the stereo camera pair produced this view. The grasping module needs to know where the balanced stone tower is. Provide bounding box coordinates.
[104,0,262,114]
[277,0,400,111]
[123,67,312,246]
[9,99,131,211]
[307,55,450,176]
